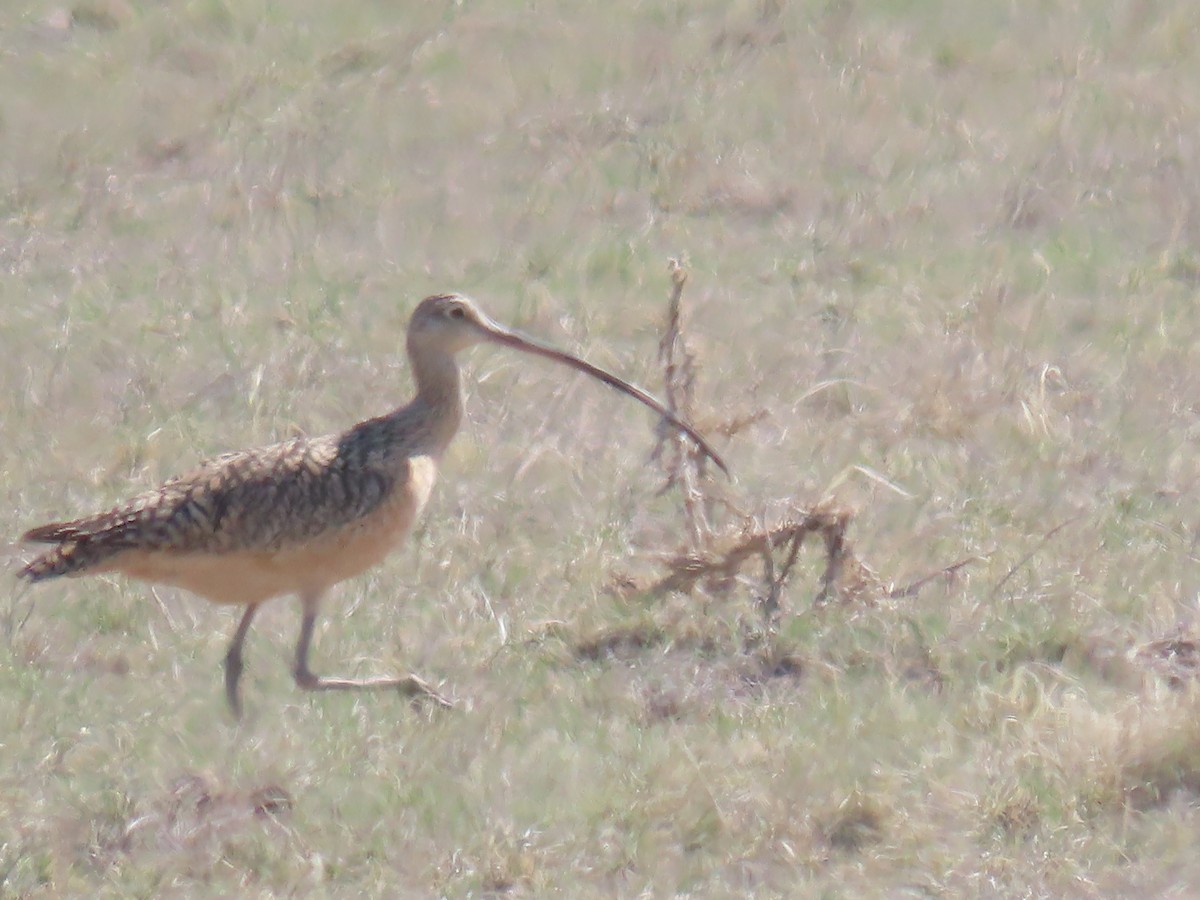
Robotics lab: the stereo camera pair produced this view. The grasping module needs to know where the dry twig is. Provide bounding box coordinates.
[616,507,876,619]
[652,258,712,548]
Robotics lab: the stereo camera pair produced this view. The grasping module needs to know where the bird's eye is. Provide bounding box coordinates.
[448,306,466,319]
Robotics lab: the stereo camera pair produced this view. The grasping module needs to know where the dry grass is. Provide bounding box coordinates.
[4,0,1200,895]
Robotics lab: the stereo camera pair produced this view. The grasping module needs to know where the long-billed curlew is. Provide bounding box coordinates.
[18,294,728,717]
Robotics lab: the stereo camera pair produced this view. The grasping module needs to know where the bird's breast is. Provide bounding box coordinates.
[297,453,440,588]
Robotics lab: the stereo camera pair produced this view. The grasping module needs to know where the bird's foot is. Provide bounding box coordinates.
[293,667,454,709]
[399,672,455,709]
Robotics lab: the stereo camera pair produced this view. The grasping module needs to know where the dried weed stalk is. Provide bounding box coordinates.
[610,263,1005,635]
[614,503,884,620]
[637,261,886,619]
[652,258,713,548]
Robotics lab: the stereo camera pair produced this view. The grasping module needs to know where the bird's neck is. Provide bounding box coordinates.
[399,340,464,456]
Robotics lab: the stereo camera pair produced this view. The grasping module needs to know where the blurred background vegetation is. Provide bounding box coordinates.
[3,0,1200,895]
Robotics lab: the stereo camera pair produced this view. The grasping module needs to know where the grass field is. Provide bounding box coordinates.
[4,0,1200,895]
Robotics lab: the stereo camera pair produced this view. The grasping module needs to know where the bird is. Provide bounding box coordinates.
[18,293,728,717]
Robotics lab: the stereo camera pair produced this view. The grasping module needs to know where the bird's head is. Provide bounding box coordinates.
[407,293,501,356]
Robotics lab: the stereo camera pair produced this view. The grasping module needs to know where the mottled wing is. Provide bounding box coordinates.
[19,434,399,580]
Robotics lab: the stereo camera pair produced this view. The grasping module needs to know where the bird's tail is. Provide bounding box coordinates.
[18,520,123,582]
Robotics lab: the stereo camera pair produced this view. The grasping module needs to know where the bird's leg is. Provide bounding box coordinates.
[225,603,260,718]
[292,592,453,708]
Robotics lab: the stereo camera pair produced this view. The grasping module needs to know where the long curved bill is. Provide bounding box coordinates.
[474,313,730,478]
